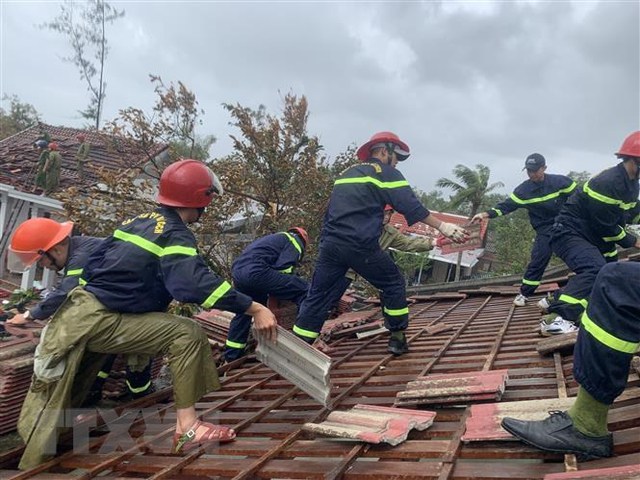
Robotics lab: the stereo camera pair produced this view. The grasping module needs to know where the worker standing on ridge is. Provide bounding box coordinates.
[75,133,91,181]
[471,153,576,308]
[538,131,640,336]
[223,227,310,362]
[15,159,277,469]
[33,139,49,193]
[7,218,154,404]
[501,261,640,460]
[293,131,469,356]
[43,142,62,195]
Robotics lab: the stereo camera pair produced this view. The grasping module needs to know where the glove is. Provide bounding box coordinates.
[471,212,487,224]
[439,222,469,243]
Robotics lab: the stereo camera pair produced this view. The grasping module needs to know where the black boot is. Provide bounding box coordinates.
[501,411,613,460]
[387,331,409,356]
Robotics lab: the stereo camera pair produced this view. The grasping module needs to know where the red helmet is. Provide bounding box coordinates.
[616,131,640,158]
[384,204,394,212]
[156,159,223,208]
[288,227,309,246]
[77,133,86,141]
[356,131,410,161]
[9,218,74,267]
[48,142,59,151]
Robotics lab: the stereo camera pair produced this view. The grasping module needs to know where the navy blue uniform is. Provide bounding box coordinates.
[549,163,639,322]
[30,236,103,320]
[486,174,576,296]
[573,262,640,404]
[294,158,429,341]
[84,207,252,314]
[224,232,309,360]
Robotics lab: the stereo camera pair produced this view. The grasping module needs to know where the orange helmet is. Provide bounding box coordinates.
[356,131,410,162]
[384,204,394,212]
[156,159,223,208]
[288,227,309,246]
[616,131,640,158]
[48,142,59,151]
[9,218,74,267]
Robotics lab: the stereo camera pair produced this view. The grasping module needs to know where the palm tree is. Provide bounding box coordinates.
[436,164,504,281]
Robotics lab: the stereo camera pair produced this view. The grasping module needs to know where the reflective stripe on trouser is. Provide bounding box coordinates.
[548,228,606,322]
[224,267,309,361]
[573,262,640,404]
[126,361,152,394]
[520,231,553,297]
[65,289,219,408]
[89,354,117,394]
[295,241,408,336]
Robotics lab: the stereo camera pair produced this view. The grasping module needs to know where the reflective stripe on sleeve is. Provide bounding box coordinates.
[201,281,232,309]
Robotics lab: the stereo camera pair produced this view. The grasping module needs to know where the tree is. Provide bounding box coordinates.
[0,95,41,140]
[436,164,504,216]
[41,0,124,129]
[105,75,212,175]
[209,93,341,276]
[436,164,504,281]
[417,188,450,213]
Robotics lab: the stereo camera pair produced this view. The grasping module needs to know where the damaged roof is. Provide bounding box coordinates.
[0,123,168,193]
[0,262,639,479]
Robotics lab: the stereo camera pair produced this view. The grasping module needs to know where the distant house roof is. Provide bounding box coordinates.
[388,210,469,238]
[0,123,168,194]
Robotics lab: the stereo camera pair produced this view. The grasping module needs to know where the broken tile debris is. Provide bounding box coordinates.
[303,404,436,446]
[395,369,509,407]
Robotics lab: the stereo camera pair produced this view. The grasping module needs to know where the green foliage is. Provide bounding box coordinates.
[436,164,504,216]
[41,0,124,128]
[392,251,431,285]
[489,209,535,274]
[416,189,450,212]
[170,135,216,161]
[6,288,42,310]
[167,301,200,318]
[0,95,41,140]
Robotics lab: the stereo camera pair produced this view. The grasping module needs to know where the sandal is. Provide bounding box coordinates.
[172,420,236,453]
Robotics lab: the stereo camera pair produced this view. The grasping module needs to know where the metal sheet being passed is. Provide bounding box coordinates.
[254,325,332,406]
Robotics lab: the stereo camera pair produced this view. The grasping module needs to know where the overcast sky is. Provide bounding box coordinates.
[1,1,639,196]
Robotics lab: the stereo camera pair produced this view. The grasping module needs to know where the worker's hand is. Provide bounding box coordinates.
[247,302,277,343]
[6,312,29,325]
[438,222,470,243]
[471,212,488,224]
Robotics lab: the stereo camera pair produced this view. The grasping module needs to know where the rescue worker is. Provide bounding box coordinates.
[539,131,640,336]
[75,133,90,181]
[502,261,639,460]
[15,159,277,469]
[223,227,310,362]
[330,204,438,308]
[43,142,62,195]
[471,154,576,307]
[33,139,49,192]
[293,132,469,356]
[6,219,153,404]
